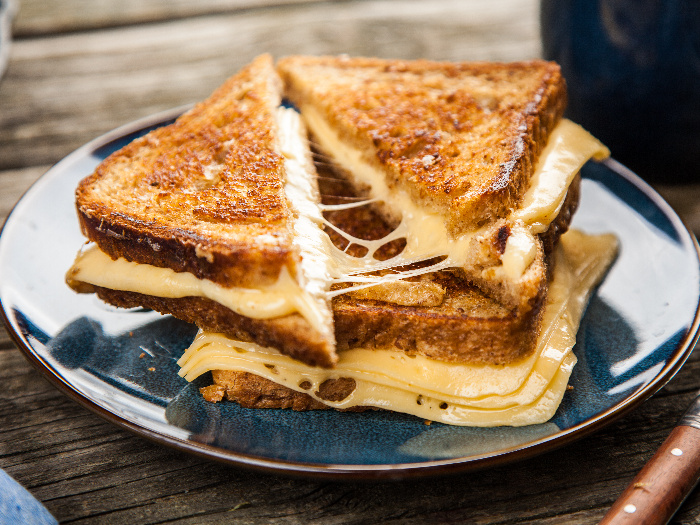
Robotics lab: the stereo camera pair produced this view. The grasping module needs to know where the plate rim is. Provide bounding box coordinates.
[0,0,17,79]
[1,108,699,480]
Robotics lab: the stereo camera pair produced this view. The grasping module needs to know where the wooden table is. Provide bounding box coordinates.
[1,1,700,523]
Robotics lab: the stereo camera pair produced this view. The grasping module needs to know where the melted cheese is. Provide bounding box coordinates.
[177,230,618,426]
[275,106,335,343]
[514,120,611,233]
[70,245,307,319]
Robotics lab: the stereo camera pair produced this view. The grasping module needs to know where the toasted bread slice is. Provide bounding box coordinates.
[278,56,567,235]
[68,54,337,367]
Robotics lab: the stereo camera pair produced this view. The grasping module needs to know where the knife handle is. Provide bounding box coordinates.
[599,424,700,525]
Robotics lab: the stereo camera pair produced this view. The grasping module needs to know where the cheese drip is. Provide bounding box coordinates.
[68,116,609,332]
[178,230,618,427]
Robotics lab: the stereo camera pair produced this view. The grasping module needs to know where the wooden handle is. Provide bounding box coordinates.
[600,425,700,525]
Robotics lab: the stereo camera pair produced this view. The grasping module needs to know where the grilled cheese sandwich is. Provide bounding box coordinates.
[68,117,606,323]
[66,54,617,427]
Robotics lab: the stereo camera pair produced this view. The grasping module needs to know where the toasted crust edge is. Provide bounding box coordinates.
[77,213,294,289]
[207,371,368,411]
[90,287,337,368]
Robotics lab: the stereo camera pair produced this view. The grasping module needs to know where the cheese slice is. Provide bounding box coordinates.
[177,230,618,426]
[68,245,305,320]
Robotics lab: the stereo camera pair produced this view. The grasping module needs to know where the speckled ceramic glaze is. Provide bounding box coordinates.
[1,108,699,479]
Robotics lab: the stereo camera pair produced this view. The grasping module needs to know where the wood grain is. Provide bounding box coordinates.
[0,0,540,171]
[13,0,327,36]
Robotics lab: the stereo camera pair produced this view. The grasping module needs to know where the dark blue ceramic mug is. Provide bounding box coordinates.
[541,0,700,183]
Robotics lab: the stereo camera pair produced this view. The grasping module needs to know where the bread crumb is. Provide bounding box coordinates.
[139,352,146,359]
[566,385,574,391]
[200,384,226,402]
[195,243,215,263]
[148,367,155,372]
[424,420,432,426]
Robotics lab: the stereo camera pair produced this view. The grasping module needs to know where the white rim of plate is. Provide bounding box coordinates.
[0,0,17,80]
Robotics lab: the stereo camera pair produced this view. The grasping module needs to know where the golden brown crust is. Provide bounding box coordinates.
[278,55,567,234]
[76,54,295,289]
[91,287,337,368]
[210,371,367,411]
[332,271,543,365]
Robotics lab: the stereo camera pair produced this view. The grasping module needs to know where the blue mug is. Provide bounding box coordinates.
[541,0,700,183]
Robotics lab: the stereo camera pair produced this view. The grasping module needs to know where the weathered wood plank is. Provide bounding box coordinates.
[13,0,328,36]
[0,0,540,171]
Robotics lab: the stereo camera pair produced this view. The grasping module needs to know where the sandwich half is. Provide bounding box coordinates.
[277,56,610,314]
[66,54,338,368]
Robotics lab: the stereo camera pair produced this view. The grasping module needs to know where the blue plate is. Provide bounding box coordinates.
[1,108,699,479]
